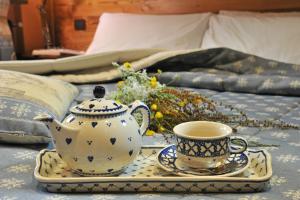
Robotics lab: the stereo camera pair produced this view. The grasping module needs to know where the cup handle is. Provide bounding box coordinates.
[128,100,151,136]
[229,136,248,154]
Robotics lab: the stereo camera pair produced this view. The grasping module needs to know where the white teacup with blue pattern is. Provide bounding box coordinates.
[173,121,248,169]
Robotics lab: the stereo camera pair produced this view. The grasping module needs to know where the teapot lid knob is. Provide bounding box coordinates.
[93,86,105,98]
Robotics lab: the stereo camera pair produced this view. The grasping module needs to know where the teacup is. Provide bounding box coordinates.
[173,121,248,169]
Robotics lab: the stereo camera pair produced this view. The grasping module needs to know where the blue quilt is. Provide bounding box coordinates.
[0,48,300,200]
[152,48,300,96]
[0,85,299,200]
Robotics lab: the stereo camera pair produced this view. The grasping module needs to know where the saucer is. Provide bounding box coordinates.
[157,144,250,177]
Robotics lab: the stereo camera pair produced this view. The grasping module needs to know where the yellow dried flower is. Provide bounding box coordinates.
[145,130,155,136]
[155,111,163,119]
[179,99,188,107]
[151,104,158,111]
[178,101,185,107]
[117,81,124,88]
[164,110,170,115]
[115,99,121,104]
[150,81,157,88]
[150,77,157,82]
[123,62,132,69]
[158,126,166,132]
[150,77,158,88]
[194,99,202,104]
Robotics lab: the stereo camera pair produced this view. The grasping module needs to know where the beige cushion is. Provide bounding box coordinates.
[0,70,79,143]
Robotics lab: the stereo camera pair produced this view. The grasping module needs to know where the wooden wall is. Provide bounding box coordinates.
[8,0,55,58]
[53,0,300,51]
[20,0,44,56]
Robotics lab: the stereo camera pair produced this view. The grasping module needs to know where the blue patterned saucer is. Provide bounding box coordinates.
[157,145,250,177]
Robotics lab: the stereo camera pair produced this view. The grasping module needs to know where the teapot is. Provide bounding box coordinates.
[34,86,150,176]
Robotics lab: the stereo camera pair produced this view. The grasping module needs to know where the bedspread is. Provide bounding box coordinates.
[153,48,300,96]
[0,83,299,200]
[0,48,300,199]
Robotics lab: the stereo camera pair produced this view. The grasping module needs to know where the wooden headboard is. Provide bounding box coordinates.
[53,0,300,51]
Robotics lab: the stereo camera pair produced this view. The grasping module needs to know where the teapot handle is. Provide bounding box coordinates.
[128,100,151,136]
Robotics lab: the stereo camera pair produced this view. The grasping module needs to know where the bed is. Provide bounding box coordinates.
[0,3,300,200]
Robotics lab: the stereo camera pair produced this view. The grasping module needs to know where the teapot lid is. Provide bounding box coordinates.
[70,86,128,115]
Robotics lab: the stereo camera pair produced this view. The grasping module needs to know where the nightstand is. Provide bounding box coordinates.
[32,48,84,59]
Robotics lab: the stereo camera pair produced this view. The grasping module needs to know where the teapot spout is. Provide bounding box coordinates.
[34,113,55,124]
[34,114,79,140]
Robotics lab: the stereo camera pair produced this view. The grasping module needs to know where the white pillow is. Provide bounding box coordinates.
[86,13,212,54]
[201,12,300,64]
[220,10,300,17]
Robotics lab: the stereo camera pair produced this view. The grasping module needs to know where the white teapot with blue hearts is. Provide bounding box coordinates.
[34,86,150,176]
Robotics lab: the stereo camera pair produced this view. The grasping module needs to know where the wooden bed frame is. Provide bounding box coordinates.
[53,0,300,51]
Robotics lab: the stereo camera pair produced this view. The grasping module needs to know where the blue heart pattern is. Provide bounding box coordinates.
[65,138,72,145]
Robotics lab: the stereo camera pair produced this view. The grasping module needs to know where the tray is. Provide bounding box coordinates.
[34,146,272,193]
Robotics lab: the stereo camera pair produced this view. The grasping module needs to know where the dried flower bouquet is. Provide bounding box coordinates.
[109,62,298,146]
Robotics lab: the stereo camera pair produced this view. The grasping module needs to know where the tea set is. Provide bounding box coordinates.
[157,121,249,177]
[35,86,150,176]
[35,86,249,177]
